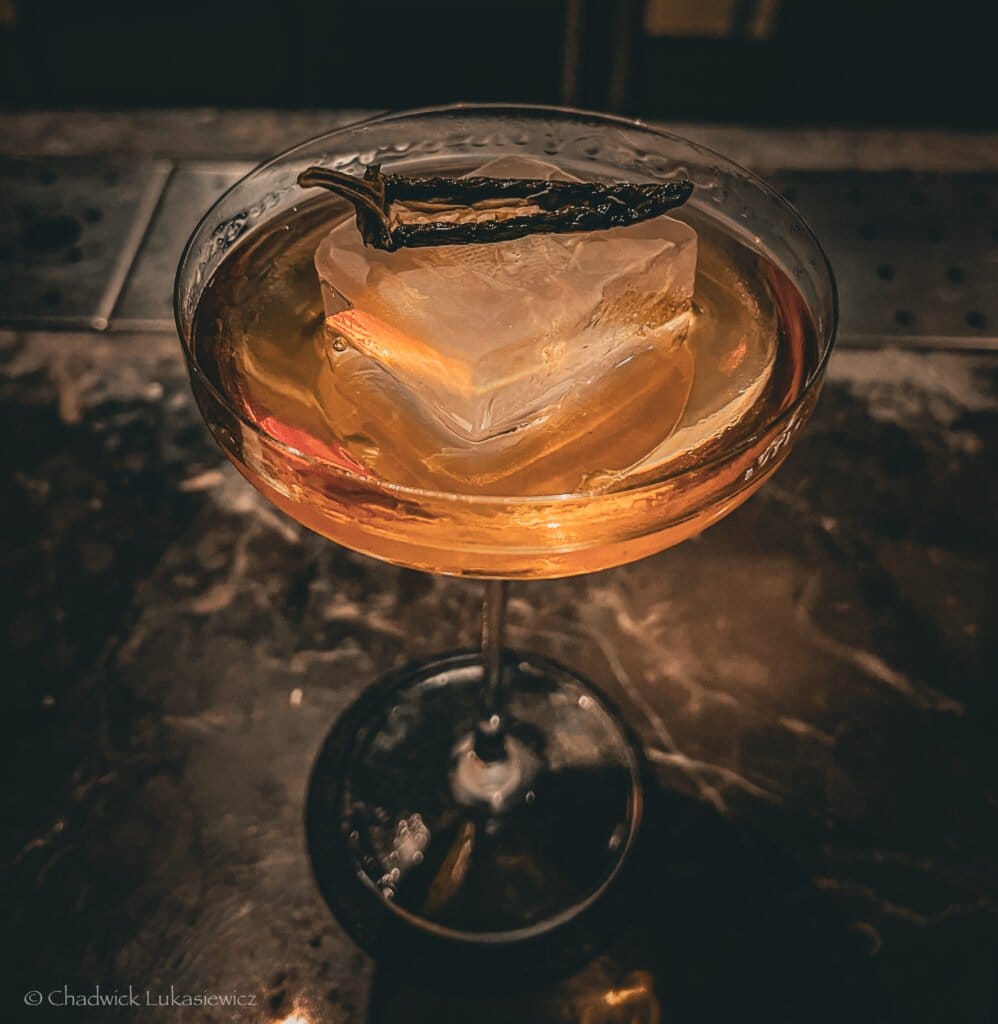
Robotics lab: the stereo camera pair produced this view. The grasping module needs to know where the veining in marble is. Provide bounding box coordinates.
[2,328,995,1021]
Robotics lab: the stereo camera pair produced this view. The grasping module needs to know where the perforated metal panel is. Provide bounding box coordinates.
[1,160,996,350]
[0,159,169,329]
[772,172,998,347]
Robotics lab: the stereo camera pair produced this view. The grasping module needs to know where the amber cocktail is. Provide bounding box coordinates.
[175,105,836,973]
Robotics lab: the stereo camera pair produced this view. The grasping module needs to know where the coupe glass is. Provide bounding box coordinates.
[175,105,837,975]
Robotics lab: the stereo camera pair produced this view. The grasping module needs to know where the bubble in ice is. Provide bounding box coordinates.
[314,156,698,443]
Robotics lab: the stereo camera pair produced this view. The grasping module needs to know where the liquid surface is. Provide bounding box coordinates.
[193,199,817,499]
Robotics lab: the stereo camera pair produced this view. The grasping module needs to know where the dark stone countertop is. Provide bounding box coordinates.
[1,113,996,1024]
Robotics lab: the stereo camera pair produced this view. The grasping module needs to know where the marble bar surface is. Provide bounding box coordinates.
[1,113,996,1023]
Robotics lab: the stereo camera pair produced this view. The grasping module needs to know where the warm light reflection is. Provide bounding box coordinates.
[580,970,661,1024]
[277,1013,312,1024]
[604,984,648,1007]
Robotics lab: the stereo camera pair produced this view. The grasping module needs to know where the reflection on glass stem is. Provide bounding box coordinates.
[450,579,542,811]
[476,578,509,763]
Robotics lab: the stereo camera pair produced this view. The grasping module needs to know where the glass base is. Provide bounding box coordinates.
[306,650,646,981]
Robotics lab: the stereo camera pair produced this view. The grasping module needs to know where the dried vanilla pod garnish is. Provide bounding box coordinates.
[297,164,694,251]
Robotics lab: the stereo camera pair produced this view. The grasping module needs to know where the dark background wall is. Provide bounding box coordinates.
[1,0,993,127]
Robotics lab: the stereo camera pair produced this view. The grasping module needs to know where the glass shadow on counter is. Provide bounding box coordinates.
[361,776,893,1024]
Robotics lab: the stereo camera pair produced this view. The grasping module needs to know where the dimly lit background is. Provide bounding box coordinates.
[1,0,994,127]
[2,2,996,1022]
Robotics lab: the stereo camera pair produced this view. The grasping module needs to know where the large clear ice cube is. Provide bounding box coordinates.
[314,157,697,442]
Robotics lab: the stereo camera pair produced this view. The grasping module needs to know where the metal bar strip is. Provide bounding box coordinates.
[92,160,172,330]
[836,332,998,352]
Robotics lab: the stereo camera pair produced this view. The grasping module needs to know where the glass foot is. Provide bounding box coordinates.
[306,650,645,979]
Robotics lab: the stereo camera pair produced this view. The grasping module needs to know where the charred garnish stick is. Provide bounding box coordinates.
[297,164,694,252]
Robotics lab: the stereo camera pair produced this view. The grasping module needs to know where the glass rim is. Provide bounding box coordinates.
[174,101,839,507]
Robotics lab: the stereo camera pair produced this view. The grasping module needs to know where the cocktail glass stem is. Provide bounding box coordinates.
[475,579,509,763]
[451,579,522,807]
